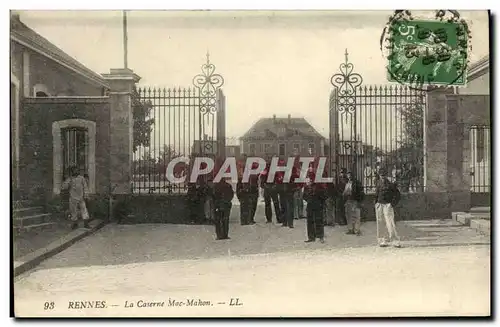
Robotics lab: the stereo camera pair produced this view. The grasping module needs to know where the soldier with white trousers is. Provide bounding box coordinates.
[374,168,402,247]
[62,166,90,230]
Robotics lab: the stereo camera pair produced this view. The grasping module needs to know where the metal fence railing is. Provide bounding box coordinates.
[470,125,490,193]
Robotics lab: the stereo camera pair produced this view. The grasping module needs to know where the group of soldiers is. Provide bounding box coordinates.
[187,156,402,247]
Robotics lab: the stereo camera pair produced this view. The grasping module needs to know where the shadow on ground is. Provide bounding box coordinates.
[13,222,72,259]
[28,204,430,272]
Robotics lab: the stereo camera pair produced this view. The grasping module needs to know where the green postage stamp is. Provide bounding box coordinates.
[385,14,470,87]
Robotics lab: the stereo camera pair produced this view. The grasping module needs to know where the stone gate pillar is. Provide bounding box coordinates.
[102,68,141,194]
[425,87,471,213]
[425,87,452,193]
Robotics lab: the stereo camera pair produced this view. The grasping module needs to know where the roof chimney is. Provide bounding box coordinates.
[273,114,276,123]
[288,114,291,124]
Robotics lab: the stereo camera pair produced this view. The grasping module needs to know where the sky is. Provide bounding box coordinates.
[17,10,490,142]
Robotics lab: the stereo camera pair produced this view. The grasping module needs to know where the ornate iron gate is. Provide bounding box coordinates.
[132,54,226,194]
[329,50,425,193]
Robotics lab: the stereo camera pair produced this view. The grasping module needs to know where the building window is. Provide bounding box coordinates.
[279,143,286,156]
[249,143,256,155]
[308,143,315,155]
[52,119,96,194]
[293,143,300,155]
[264,143,272,153]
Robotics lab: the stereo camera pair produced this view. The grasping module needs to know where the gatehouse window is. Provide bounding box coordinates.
[52,119,96,194]
[62,127,89,180]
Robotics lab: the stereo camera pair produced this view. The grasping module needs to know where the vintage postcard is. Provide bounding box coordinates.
[11,9,490,317]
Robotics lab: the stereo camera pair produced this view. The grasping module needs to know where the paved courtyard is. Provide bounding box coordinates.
[13,218,430,271]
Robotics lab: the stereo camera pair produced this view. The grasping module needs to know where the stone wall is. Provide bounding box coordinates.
[19,97,110,198]
[360,193,450,221]
[113,194,188,224]
[113,191,447,225]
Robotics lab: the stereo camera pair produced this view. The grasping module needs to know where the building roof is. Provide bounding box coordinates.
[240,116,325,141]
[469,55,489,81]
[10,13,109,88]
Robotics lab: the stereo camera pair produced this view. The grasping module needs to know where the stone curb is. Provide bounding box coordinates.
[470,212,491,219]
[14,219,106,277]
[470,206,491,213]
[456,213,473,226]
[470,219,491,236]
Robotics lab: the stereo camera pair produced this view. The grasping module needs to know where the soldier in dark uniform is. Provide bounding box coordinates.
[334,168,348,226]
[236,176,254,225]
[292,156,305,220]
[204,172,216,224]
[324,174,336,226]
[260,161,281,224]
[214,177,234,240]
[187,162,207,224]
[303,168,328,243]
[277,159,298,229]
[187,182,199,223]
[247,162,260,224]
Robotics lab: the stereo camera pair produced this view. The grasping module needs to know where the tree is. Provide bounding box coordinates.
[156,144,181,174]
[132,150,156,176]
[132,86,155,153]
[394,98,425,167]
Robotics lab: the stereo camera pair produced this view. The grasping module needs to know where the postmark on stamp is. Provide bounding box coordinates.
[380,10,472,89]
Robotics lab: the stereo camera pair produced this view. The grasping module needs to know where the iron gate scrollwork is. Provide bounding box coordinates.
[132,53,226,194]
[329,49,425,194]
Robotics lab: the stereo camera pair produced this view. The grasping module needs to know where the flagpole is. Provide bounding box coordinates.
[123,10,128,69]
